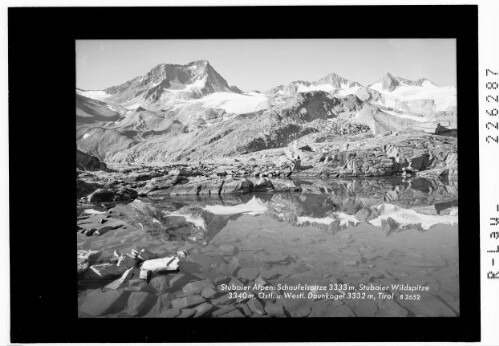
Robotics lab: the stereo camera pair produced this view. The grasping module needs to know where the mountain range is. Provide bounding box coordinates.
[76,60,457,164]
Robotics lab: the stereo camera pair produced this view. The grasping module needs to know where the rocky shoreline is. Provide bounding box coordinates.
[77,131,457,201]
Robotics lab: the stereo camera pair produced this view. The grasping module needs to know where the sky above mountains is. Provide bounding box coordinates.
[77,39,456,92]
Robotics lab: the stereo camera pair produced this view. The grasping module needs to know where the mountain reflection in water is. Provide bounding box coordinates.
[77,177,459,318]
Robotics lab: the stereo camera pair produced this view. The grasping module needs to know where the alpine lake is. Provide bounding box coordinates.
[77,176,459,318]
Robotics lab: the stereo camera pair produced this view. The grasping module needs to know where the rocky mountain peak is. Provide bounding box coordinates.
[414,78,437,87]
[188,59,209,67]
[313,72,352,88]
[103,60,236,102]
[384,72,395,79]
[377,74,438,90]
[381,72,400,91]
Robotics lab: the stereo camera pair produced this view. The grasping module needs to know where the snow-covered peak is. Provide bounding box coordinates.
[379,73,400,91]
[267,73,362,97]
[98,60,244,107]
[187,59,210,67]
[368,74,456,112]
[313,72,355,89]
[417,79,438,88]
[370,74,441,92]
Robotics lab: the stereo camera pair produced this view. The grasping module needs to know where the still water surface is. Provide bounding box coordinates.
[77,177,459,318]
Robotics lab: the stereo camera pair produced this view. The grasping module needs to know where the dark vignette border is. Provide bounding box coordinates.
[8,5,479,343]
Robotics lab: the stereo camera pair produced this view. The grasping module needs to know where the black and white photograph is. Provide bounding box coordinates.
[75,39,460,318]
[7,3,487,343]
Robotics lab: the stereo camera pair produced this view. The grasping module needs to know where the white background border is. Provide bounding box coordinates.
[1,0,497,345]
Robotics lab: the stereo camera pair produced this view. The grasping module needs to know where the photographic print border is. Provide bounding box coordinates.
[8,5,479,343]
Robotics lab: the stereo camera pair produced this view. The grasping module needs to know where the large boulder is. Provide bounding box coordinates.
[253,178,275,192]
[410,153,431,171]
[139,175,187,195]
[165,177,223,196]
[86,187,138,203]
[114,187,138,202]
[87,189,116,203]
[220,178,253,194]
[76,149,107,171]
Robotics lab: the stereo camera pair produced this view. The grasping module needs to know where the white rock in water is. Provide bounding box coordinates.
[139,269,151,281]
[140,256,180,273]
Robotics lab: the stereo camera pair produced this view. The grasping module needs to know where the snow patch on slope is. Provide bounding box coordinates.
[77,90,111,101]
[383,110,428,123]
[335,84,362,97]
[188,76,208,90]
[371,82,456,112]
[194,92,269,114]
[297,84,336,93]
